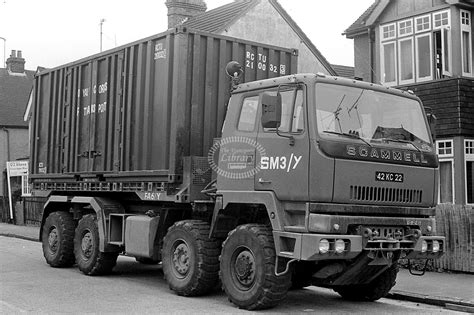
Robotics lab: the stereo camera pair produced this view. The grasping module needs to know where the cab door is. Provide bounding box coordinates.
[254,86,309,201]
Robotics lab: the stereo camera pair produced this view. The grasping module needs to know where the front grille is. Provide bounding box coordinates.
[350,185,422,204]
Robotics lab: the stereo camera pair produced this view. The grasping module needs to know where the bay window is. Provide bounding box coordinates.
[415,33,433,82]
[461,10,473,76]
[381,41,397,85]
[398,38,414,83]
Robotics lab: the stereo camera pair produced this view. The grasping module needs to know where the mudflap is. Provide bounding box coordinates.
[323,250,398,287]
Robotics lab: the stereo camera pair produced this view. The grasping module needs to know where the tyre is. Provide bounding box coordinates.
[42,211,76,267]
[334,264,399,301]
[219,224,291,310]
[74,214,118,275]
[290,261,314,290]
[162,220,220,296]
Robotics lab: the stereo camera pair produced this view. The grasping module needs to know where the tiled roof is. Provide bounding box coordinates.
[183,0,256,33]
[0,68,35,127]
[344,0,379,37]
[331,64,355,78]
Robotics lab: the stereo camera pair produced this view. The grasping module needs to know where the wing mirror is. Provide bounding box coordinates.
[261,92,282,129]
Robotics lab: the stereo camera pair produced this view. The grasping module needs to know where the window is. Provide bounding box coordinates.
[237,96,258,131]
[415,33,433,82]
[381,23,396,40]
[437,140,454,203]
[461,10,473,76]
[439,160,454,203]
[465,140,474,204]
[381,42,397,85]
[21,175,31,197]
[398,19,413,37]
[433,28,452,78]
[433,10,450,29]
[264,88,304,133]
[398,38,415,84]
[415,15,431,33]
[461,10,471,26]
[437,140,453,157]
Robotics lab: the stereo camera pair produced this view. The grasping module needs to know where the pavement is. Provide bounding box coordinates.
[1,222,473,313]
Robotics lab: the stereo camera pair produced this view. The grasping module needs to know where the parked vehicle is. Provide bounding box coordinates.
[32,28,444,310]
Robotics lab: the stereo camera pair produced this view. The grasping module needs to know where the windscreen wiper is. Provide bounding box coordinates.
[323,130,372,147]
[376,138,421,153]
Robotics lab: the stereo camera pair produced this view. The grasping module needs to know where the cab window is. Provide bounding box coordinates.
[237,96,259,132]
[264,88,304,133]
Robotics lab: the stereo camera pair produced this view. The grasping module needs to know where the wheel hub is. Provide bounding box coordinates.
[48,227,58,252]
[172,242,190,277]
[234,250,255,287]
[81,231,93,258]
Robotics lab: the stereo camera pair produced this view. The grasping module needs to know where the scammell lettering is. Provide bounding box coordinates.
[346,145,428,164]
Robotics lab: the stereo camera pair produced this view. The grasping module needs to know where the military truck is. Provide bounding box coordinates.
[31,28,444,310]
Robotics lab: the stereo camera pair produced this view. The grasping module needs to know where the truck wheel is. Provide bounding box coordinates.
[334,264,399,301]
[42,211,76,267]
[74,214,118,275]
[162,220,220,296]
[219,224,291,310]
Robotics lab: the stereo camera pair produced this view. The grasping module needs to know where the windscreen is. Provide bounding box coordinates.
[315,83,432,148]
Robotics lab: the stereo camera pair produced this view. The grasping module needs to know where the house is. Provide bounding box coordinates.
[331,64,355,78]
[166,0,337,75]
[344,0,474,206]
[0,50,35,220]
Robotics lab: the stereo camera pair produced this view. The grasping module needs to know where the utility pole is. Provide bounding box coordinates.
[100,19,106,52]
[0,37,5,68]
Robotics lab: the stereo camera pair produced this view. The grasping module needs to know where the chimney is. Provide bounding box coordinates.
[6,50,25,74]
[166,0,207,29]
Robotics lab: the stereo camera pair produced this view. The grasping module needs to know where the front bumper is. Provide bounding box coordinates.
[273,231,445,261]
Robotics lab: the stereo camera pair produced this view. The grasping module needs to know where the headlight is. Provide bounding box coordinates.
[319,239,330,254]
[421,240,428,253]
[432,240,440,253]
[335,239,345,254]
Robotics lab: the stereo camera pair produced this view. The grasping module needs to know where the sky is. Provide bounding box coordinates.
[0,0,374,70]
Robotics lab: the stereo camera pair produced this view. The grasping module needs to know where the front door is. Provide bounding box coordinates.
[255,86,309,201]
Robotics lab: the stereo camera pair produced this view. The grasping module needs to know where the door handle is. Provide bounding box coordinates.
[258,178,272,184]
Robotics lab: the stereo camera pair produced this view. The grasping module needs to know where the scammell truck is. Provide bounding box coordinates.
[31,28,444,310]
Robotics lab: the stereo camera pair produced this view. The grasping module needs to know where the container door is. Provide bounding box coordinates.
[90,52,124,172]
[67,53,123,173]
[255,86,309,201]
[76,62,93,172]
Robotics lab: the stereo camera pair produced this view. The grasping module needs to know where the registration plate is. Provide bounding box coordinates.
[375,171,404,182]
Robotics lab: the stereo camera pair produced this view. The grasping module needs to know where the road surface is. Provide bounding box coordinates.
[0,236,461,314]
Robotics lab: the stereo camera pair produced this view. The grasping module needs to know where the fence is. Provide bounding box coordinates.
[22,196,46,226]
[434,204,473,273]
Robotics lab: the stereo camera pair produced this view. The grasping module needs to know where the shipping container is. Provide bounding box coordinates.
[30,28,298,186]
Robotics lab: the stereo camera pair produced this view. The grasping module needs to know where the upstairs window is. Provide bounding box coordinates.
[461,10,473,76]
[381,23,396,40]
[381,41,397,85]
[398,19,413,37]
[415,15,431,33]
[433,10,450,29]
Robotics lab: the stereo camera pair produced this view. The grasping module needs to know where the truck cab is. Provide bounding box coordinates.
[214,73,444,304]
